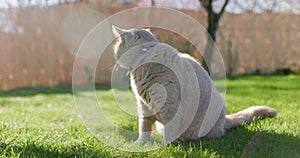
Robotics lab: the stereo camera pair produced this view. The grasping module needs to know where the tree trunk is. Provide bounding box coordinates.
[202,12,219,75]
[199,0,229,75]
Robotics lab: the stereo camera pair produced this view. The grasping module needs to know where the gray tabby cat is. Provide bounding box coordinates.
[112,25,277,144]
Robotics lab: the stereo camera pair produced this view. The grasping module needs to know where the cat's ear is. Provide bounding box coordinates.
[112,25,126,37]
[144,28,151,32]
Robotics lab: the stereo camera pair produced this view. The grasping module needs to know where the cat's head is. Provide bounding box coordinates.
[112,25,158,69]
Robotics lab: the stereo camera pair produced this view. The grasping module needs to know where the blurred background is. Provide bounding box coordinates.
[0,0,299,91]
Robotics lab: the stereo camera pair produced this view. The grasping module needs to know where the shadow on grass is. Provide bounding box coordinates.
[1,126,299,157]
[0,84,111,97]
[0,142,110,158]
[177,126,300,158]
[240,130,300,158]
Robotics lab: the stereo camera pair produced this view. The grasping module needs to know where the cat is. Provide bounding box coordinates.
[111,25,277,144]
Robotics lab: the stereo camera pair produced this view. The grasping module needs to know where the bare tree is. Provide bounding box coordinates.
[199,0,229,74]
[199,0,280,74]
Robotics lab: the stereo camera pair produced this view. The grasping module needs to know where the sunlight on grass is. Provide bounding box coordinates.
[0,75,299,157]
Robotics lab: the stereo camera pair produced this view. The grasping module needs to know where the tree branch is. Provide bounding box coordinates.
[199,0,212,12]
[218,0,229,17]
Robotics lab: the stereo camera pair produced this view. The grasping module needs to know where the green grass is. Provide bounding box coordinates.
[0,75,299,157]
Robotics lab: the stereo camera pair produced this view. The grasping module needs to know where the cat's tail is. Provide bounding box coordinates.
[225,106,277,130]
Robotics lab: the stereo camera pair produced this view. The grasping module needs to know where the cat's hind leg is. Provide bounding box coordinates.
[163,115,181,144]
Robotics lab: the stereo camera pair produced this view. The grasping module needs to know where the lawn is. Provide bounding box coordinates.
[0,75,299,157]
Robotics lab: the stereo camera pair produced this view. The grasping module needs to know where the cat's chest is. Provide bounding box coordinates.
[130,68,156,104]
[131,77,167,118]
[130,64,167,101]
[130,64,180,114]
